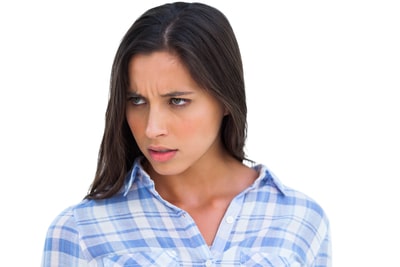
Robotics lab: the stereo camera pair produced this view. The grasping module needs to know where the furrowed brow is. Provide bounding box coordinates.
[126,91,142,97]
[160,91,194,97]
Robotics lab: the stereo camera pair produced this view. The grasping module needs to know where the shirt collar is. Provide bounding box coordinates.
[123,158,288,197]
[123,157,151,196]
[252,164,288,196]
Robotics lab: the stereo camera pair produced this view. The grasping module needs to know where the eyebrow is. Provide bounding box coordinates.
[126,91,194,98]
[160,91,194,97]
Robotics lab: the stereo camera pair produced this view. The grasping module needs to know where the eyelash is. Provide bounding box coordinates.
[127,97,190,107]
[127,96,145,105]
[169,98,190,106]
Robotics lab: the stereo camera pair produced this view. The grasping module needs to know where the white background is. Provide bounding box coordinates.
[1,0,399,266]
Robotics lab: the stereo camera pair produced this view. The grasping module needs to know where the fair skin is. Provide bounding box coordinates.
[126,51,258,246]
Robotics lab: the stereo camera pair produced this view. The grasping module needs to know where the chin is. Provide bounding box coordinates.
[147,160,187,177]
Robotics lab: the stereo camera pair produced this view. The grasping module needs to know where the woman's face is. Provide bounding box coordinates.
[126,51,226,176]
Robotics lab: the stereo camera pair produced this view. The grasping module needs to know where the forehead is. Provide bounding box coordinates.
[128,51,201,93]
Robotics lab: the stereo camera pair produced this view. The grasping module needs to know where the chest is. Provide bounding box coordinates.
[79,211,302,266]
[180,200,230,246]
[74,191,309,266]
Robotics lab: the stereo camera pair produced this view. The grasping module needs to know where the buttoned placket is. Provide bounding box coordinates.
[210,193,245,253]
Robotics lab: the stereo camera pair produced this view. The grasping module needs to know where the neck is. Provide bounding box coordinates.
[146,153,257,208]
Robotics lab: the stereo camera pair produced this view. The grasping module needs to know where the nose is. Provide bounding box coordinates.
[145,106,168,138]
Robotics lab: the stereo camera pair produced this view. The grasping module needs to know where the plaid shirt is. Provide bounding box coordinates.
[42,158,331,266]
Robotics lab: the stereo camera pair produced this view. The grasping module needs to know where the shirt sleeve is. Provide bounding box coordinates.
[312,222,332,267]
[41,206,89,267]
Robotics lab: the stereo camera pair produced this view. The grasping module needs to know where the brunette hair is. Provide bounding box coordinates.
[86,2,248,199]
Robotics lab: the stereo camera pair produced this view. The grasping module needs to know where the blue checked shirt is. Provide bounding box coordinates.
[42,158,331,266]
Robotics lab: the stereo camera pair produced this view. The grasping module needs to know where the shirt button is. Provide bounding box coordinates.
[226,215,234,224]
[205,259,212,267]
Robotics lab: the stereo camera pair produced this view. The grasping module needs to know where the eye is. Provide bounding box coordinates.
[128,96,146,105]
[170,98,189,106]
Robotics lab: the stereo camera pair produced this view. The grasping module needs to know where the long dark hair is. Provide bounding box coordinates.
[86,2,248,199]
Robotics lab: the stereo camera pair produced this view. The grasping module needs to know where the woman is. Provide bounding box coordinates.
[42,2,331,266]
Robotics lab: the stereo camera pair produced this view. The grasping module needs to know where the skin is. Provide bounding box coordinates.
[126,51,258,245]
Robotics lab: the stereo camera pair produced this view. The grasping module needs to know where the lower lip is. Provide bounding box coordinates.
[148,149,177,162]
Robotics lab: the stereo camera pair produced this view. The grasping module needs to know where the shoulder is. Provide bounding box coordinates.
[254,163,330,233]
[282,185,331,247]
[257,164,327,210]
[42,201,90,266]
[282,183,328,221]
[44,198,101,242]
[44,201,85,241]
[252,164,331,263]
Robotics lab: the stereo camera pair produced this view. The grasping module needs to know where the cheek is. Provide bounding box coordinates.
[180,111,223,138]
[177,120,198,137]
[126,113,145,137]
